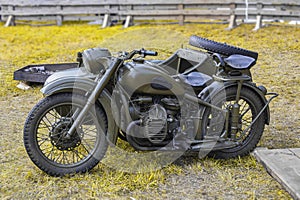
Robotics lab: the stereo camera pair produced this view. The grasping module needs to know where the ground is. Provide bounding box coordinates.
[0,21,299,199]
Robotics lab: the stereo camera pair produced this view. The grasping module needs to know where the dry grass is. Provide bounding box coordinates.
[0,21,299,199]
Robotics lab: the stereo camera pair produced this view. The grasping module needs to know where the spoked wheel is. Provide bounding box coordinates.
[24,93,108,176]
[202,87,265,159]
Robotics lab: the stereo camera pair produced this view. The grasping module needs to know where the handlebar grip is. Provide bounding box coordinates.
[140,49,158,56]
[144,50,158,56]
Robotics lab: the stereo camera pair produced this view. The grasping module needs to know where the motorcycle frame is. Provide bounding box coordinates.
[41,49,277,148]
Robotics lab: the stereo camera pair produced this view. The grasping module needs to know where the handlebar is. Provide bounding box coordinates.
[122,48,158,60]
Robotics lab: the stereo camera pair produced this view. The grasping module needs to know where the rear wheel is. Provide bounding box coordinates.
[202,87,265,159]
[24,93,108,176]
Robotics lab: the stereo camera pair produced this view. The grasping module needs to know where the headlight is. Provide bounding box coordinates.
[82,48,111,74]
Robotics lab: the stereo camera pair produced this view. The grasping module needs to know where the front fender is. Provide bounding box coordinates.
[41,76,96,96]
[41,76,118,145]
[199,81,270,125]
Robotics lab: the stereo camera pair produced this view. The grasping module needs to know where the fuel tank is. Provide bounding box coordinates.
[118,62,186,96]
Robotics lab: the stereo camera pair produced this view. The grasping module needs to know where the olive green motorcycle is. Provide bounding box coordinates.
[24,35,277,176]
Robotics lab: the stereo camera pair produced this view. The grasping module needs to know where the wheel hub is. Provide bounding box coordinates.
[50,117,82,150]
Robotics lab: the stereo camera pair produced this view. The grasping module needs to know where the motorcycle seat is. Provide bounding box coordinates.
[224,54,256,69]
[179,72,212,87]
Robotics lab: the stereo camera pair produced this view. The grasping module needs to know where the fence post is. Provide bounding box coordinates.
[56,5,63,26]
[227,3,237,30]
[4,15,15,27]
[102,5,111,28]
[178,4,184,26]
[123,15,132,28]
[102,14,111,28]
[123,4,133,28]
[4,5,15,26]
[253,2,263,31]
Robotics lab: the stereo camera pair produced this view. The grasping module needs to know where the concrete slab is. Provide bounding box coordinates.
[292,149,300,157]
[254,148,300,200]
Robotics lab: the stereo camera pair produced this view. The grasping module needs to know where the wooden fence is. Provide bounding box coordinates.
[0,0,299,29]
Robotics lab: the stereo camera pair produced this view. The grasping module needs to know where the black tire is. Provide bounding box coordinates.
[189,35,258,60]
[24,93,108,176]
[202,87,265,159]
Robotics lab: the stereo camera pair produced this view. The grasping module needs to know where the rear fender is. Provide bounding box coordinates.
[199,81,270,125]
[41,77,118,144]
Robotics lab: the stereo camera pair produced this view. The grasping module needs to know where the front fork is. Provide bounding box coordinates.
[65,59,122,139]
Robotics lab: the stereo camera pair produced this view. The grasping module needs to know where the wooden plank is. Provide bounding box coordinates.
[59,6,110,12]
[5,15,108,22]
[128,15,179,20]
[119,0,244,5]
[1,0,300,6]
[234,9,300,17]
[0,0,120,6]
[0,9,116,16]
[63,15,111,21]
[0,0,255,6]
[247,0,300,5]
[185,15,228,20]
[254,148,300,200]
[119,9,230,16]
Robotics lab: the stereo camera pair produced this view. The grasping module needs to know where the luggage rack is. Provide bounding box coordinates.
[13,63,78,84]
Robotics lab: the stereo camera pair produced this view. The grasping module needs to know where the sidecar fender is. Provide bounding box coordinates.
[199,81,270,125]
[41,77,119,145]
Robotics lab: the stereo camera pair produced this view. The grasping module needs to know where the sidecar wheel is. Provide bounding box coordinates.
[202,87,265,159]
[189,35,258,60]
[24,93,108,176]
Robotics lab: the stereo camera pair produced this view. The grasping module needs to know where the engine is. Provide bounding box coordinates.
[126,96,181,150]
[144,104,167,144]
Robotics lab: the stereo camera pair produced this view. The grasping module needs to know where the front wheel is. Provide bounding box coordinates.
[202,87,265,159]
[24,93,108,176]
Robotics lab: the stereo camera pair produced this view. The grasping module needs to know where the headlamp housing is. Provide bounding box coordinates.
[82,48,111,74]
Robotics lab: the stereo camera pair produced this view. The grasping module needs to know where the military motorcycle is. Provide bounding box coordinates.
[23,35,277,176]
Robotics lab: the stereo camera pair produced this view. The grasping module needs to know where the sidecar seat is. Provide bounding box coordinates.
[179,72,213,88]
[224,54,256,69]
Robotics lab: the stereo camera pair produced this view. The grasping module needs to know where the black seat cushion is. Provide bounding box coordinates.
[224,54,256,69]
[179,72,212,87]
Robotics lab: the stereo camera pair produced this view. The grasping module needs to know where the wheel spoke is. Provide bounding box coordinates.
[45,146,55,160]
[40,145,53,152]
[43,115,54,129]
[81,117,94,125]
[240,107,251,119]
[81,138,94,152]
[37,137,50,146]
[47,110,59,123]
[80,143,91,154]
[73,149,86,159]
[65,106,74,118]
[40,119,52,132]
[82,125,97,134]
